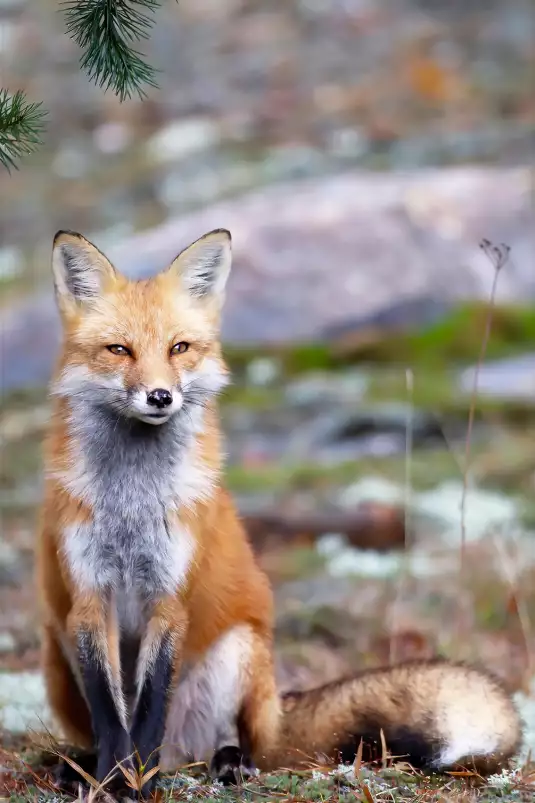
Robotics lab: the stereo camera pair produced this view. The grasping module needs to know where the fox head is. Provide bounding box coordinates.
[51,228,231,426]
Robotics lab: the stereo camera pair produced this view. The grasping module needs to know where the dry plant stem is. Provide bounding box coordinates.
[459,241,509,578]
[389,368,413,666]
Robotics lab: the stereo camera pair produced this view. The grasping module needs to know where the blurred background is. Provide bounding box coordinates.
[0,0,535,752]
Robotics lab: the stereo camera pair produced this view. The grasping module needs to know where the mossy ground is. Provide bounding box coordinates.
[1,737,534,803]
[225,303,535,379]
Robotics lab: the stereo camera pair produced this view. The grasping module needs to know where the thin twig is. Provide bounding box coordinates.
[459,240,509,574]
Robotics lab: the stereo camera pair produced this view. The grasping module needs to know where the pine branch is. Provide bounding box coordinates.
[62,0,162,101]
[1,2,165,172]
[0,89,47,172]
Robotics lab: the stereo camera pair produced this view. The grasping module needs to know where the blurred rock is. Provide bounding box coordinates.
[0,294,61,392]
[0,539,23,587]
[246,357,281,386]
[52,140,93,179]
[327,126,370,159]
[0,406,49,442]
[459,354,535,402]
[261,144,324,180]
[0,18,17,54]
[0,672,51,734]
[0,631,15,653]
[93,122,132,155]
[290,404,450,463]
[274,640,351,693]
[275,604,359,648]
[0,246,22,282]
[316,534,414,578]
[339,477,409,510]
[146,117,221,164]
[0,0,25,12]
[275,574,361,611]
[285,371,368,405]
[417,481,531,554]
[110,166,535,340]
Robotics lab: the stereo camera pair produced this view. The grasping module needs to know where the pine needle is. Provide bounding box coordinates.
[62,0,163,101]
[0,89,47,172]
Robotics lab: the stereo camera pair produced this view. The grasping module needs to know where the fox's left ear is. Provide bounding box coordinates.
[165,229,232,306]
[52,230,117,315]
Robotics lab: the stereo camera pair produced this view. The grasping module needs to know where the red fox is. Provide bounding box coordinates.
[37,228,522,798]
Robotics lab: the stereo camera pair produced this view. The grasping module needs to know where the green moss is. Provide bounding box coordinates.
[0,268,43,312]
[0,386,49,416]
[225,459,364,494]
[519,500,535,530]
[365,367,535,420]
[225,303,535,377]
[221,385,284,410]
[225,341,343,378]
[270,545,328,582]
[224,448,473,496]
[0,434,43,492]
[397,303,535,364]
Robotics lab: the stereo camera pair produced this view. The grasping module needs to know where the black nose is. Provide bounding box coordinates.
[146,388,172,409]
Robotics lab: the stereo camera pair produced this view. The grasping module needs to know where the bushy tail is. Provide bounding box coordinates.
[266,659,522,774]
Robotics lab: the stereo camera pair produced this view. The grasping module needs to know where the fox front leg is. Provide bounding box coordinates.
[130,601,188,798]
[68,603,133,793]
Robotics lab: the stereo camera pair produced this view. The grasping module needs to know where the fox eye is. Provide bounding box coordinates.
[170,342,189,355]
[107,344,132,357]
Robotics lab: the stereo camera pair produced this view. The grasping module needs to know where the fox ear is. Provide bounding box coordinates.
[166,229,232,305]
[52,230,117,312]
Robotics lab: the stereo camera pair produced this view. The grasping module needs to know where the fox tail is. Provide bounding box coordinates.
[267,659,522,775]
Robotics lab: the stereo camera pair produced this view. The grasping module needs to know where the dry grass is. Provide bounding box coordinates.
[1,734,535,802]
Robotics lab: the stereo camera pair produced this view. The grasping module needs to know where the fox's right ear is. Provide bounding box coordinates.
[164,228,232,308]
[52,230,117,314]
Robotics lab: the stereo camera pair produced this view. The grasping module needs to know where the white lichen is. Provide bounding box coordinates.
[487,767,522,790]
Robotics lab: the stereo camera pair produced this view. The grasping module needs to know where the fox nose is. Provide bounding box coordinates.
[146,388,173,409]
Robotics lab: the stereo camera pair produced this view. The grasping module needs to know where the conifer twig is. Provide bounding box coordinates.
[0,89,47,172]
[2,1,168,170]
[62,0,162,101]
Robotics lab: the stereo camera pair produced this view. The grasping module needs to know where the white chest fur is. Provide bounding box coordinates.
[63,517,196,631]
[57,405,207,633]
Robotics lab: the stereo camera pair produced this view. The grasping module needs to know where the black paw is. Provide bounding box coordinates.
[50,750,97,795]
[95,728,134,789]
[98,757,140,800]
[102,755,159,800]
[210,745,256,786]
